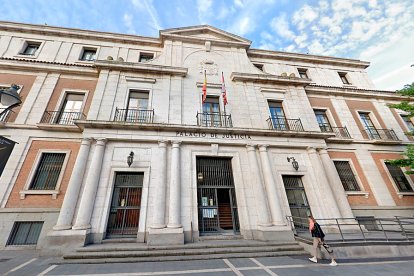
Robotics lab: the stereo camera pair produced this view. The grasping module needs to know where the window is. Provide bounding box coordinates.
[125,91,150,122]
[298,68,308,79]
[29,153,66,190]
[338,72,350,84]
[268,101,287,130]
[359,112,380,139]
[139,53,154,62]
[6,222,43,246]
[202,97,221,127]
[22,43,40,56]
[314,110,332,132]
[333,161,361,191]
[253,63,264,71]
[57,93,84,124]
[385,162,413,192]
[401,115,414,132]
[80,48,97,61]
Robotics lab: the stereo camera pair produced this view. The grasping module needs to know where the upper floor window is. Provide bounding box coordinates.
[80,48,97,61]
[203,96,220,114]
[128,91,149,110]
[29,152,66,190]
[314,109,332,132]
[22,42,41,56]
[298,68,308,79]
[359,112,380,139]
[333,161,361,191]
[338,72,350,84]
[385,162,413,192]
[139,53,154,62]
[268,101,288,130]
[400,115,414,132]
[57,93,84,124]
[253,63,264,71]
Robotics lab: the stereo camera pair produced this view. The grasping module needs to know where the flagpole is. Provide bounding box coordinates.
[222,71,226,115]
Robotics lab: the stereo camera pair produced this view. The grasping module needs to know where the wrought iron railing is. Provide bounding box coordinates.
[0,109,14,122]
[40,111,85,125]
[364,127,399,141]
[267,117,304,131]
[196,112,233,128]
[286,215,414,242]
[319,124,352,139]
[113,108,154,123]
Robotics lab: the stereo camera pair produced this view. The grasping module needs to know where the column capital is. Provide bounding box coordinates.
[80,138,92,145]
[246,144,256,151]
[158,140,168,147]
[306,146,317,153]
[96,138,107,145]
[171,141,182,147]
[317,148,329,155]
[258,145,269,152]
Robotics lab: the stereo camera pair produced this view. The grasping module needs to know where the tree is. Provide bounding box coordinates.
[388,82,414,174]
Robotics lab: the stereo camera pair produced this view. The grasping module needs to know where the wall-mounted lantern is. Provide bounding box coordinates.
[127,151,134,167]
[287,156,299,171]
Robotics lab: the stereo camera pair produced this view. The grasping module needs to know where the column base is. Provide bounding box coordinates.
[72,224,91,230]
[167,223,182,228]
[150,224,166,229]
[40,229,91,256]
[254,225,294,242]
[52,224,72,231]
[148,227,184,245]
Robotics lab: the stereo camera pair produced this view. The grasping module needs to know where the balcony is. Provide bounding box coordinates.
[319,123,352,140]
[364,128,400,142]
[197,112,233,128]
[113,108,154,124]
[40,111,86,125]
[267,117,304,132]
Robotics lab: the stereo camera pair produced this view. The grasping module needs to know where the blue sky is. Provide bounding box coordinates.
[1,0,413,90]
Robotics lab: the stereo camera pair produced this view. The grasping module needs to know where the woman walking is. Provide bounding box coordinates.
[308,215,338,266]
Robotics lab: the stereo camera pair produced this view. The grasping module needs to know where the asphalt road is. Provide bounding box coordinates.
[1,250,414,276]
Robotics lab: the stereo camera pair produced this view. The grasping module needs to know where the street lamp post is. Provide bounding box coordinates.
[0,84,21,117]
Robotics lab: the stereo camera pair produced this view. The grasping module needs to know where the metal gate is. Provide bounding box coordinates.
[106,172,143,237]
[196,157,240,234]
[282,176,311,231]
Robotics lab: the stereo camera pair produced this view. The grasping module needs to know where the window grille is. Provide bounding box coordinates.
[333,161,361,191]
[385,162,413,192]
[6,221,43,245]
[30,153,66,190]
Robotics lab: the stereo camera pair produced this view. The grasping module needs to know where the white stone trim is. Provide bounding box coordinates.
[331,158,366,194]
[20,149,71,199]
[54,89,89,114]
[14,38,45,59]
[76,45,100,63]
[312,107,338,128]
[380,159,414,196]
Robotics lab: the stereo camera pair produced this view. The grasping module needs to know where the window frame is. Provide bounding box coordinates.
[338,72,351,85]
[16,40,44,59]
[20,149,70,199]
[357,110,382,139]
[313,108,333,132]
[6,221,44,246]
[297,68,309,79]
[138,52,155,63]
[79,47,98,62]
[400,114,414,133]
[55,89,88,114]
[332,158,368,197]
[382,160,414,197]
[253,63,264,71]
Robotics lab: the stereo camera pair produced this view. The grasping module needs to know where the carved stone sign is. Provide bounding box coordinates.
[176,130,251,140]
[199,60,218,76]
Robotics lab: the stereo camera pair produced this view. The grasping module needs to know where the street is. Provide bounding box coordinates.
[1,250,414,275]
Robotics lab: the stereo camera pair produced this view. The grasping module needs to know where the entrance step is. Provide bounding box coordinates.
[59,240,307,264]
[102,238,137,244]
[199,234,243,241]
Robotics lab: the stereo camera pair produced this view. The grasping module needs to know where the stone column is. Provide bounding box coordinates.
[318,148,354,218]
[54,138,92,230]
[246,145,272,227]
[258,145,285,225]
[72,138,107,230]
[151,141,168,228]
[167,141,182,228]
[307,147,341,218]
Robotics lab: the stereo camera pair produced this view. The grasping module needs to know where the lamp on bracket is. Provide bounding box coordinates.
[287,156,299,171]
[127,151,134,167]
[0,84,21,117]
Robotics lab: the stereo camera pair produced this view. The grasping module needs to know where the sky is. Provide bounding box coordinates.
[1,0,413,91]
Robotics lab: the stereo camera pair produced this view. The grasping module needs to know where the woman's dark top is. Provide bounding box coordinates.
[311,222,325,240]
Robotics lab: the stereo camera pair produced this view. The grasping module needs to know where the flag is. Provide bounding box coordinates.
[202,70,207,103]
[221,72,228,105]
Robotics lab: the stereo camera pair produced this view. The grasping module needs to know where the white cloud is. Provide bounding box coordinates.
[292,4,319,30]
[131,0,162,32]
[234,0,244,8]
[123,13,135,34]
[197,0,213,23]
[270,13,295,40]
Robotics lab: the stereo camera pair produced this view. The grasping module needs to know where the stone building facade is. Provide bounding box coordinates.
[0,21,413,253]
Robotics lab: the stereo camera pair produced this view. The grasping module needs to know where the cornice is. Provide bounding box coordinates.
[231,72,312,86]
[94,60,187,76]
[160,33,251,48]
[0,21,161,46]
[247,49,370,69]
[305,84,411,101]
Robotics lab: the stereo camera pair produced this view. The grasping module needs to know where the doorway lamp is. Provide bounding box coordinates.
[287,156,299,171]
[0,84,21,117]
[127,151,134,167]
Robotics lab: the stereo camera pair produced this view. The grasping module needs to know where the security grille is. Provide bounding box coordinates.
[6,221,43,246]
[30,153,66,190]
[385,162,413,192]
[196,157,239,234]
[106,172,143,237]
[333,161,361,191]
[282,176,311,230]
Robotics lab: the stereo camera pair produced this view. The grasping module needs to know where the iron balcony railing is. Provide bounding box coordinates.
[40,111,86,125]
[196,112,233,128]
[0,109,14,122]
[364,127,399,141]
[318,123,352,139]
[267,117,304,132]
[113,108,154,124]
[287,215,414,242]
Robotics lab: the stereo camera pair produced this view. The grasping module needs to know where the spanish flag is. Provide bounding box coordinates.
[202,70,207,103]
[221,72,228,105]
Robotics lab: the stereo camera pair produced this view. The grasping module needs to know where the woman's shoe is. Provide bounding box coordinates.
[309,256,317,263]
[330,260,338,266]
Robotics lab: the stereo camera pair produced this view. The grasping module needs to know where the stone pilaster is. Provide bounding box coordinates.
[168,141,182,228]
[151,140,168,229]
[54,138,92,230]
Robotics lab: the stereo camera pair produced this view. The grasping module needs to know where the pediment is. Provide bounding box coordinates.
[160,25,251,47]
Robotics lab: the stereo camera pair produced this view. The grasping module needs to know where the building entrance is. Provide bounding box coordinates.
[106,172,143,238]
[196,157,240,234]
[282,175,311,231]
